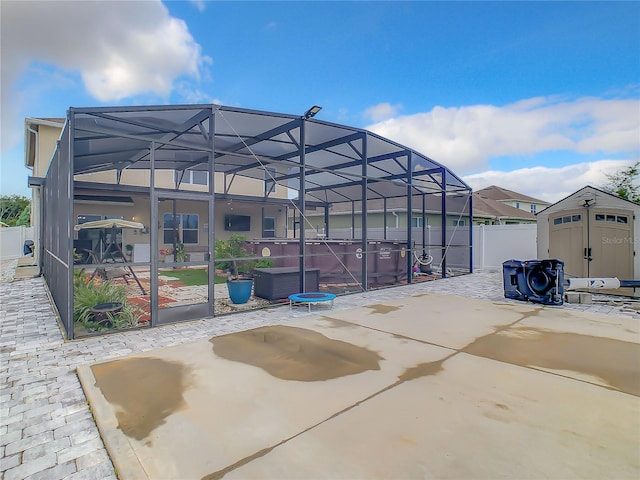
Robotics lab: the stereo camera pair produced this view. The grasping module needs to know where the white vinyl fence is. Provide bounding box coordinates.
[0,226,35,260]
[305,223,538,271]
[473,224,537,270]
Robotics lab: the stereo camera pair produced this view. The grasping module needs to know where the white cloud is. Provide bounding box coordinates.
[366,95,640,174]
[364,102,402,122]
[1,0,211,151]
[463,159,637,203]
[190,0,206,12]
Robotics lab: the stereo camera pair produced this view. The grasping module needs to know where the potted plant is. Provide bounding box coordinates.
[215,234,254,304]
[175,242,186,263]
[125,244,133,261]
[159,247,173,263]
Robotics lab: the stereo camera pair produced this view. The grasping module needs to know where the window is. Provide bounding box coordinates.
[181,214,199,244]
[263,217,276,238]
[453,219,466,226]
[530,204,537,213]
[411,216,424,228]
[265,167,277,195]
[515,202,521,209]
[163,213,199,244]
[175,171,209,186]
[596,213,628,224]
[553,215,581,225]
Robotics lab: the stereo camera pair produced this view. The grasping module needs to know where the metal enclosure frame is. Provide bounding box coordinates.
[41,104,473,339]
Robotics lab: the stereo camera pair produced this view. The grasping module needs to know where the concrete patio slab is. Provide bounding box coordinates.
[77,293,640,480]
[227,353,638,480]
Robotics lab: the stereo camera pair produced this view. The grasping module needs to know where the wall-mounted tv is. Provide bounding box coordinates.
[225,214,251,231]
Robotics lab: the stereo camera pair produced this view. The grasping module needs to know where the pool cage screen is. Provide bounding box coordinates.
[41,104,473,338]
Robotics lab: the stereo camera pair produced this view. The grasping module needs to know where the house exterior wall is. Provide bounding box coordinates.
[35,125,63,177]
[74,169,287,198]
[73,196,287,258]
[502,200,546,214]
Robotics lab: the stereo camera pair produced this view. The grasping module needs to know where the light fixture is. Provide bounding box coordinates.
[303,105,322,119]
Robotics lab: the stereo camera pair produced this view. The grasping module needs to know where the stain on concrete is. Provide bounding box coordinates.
[318,316,359,329]
[463,327,640,396]
[210,326,383,382]
[91,357,191,441]
[490,304,542,321]
[398,358,446,382]
[366,303,401,315]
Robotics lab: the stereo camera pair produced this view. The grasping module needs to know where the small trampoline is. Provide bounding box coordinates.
[289,292,337,312]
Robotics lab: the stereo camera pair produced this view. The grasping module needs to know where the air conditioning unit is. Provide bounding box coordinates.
[502,259,564,306]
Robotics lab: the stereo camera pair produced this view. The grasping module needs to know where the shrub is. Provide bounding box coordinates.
[73,279,140,331]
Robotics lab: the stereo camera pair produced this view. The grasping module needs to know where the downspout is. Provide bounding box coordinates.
[391,210,399,228]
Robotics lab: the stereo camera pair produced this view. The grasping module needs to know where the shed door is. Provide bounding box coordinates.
[589,209,633,279]
[550,208,634,294]
[549,210,587,277]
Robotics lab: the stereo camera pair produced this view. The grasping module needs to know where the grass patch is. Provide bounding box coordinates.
[160,268,227,286]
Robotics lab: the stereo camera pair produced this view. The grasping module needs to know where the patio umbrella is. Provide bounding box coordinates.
[74,219,144,231]
[74,218,146,294]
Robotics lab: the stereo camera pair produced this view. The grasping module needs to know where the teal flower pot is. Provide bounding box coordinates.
[227,279,253,304]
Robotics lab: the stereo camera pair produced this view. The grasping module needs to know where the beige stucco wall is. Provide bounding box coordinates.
[35,125,63,177]
[73,169,288,198]
[73,195,287,255]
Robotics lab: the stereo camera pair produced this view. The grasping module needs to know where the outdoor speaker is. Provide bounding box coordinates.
[502,259,564,306]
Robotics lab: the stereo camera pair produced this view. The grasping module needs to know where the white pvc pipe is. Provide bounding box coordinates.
[566,278,621,290]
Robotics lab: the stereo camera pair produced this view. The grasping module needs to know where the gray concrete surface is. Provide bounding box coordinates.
[1,258,639,479]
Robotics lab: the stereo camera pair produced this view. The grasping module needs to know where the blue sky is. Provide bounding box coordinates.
[1,1,638,202]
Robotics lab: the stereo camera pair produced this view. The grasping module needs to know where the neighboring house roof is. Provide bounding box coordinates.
[24,117,65,168]
[475,185,549,205]
[472,193,536,221]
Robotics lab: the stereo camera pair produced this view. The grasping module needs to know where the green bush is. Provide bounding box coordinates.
[253,258,274,269]
[214,235,274,278]
[73,279,140,331]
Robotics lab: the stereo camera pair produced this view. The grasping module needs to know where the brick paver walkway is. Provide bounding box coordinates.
[1,259,638,479]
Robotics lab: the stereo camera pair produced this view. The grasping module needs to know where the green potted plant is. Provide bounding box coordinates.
[175,242,186,263]
[215,234,254,304]
[125,244,133,261]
